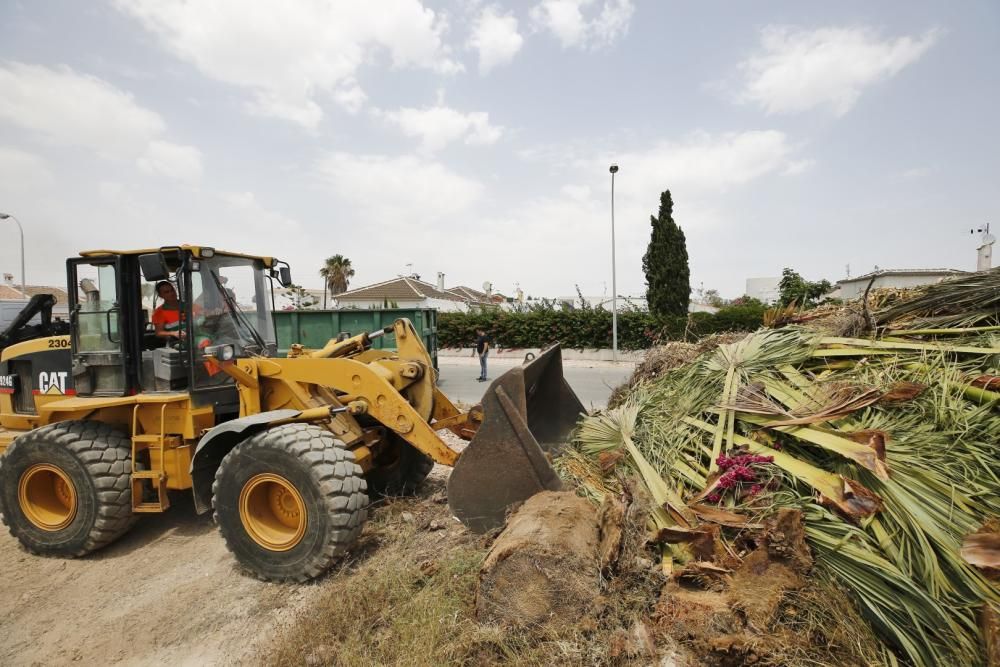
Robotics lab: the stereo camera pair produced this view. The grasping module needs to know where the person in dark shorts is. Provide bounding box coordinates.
[473,327,490,381]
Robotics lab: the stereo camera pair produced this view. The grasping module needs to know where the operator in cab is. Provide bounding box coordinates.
[152,280,185,341]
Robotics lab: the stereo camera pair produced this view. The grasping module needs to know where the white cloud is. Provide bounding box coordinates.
[220,191,300,235]
[0,62,200,182]
[895,166,933,181]
[316,152,484,223]
[592,0,634,45]
[783,159,815,175]
[603,130,802,198]
[114,0,463,128]
[138,140,204,183]
[0,147,53,192]
[456,129,808,298]
[468,6,524,74]
[738,26,940,115]
[0,62,164,158]
[377,105,503,151]
[530,0,634,49]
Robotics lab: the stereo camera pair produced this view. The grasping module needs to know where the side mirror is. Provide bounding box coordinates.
[138,253,170,281]
[278,266,293,287]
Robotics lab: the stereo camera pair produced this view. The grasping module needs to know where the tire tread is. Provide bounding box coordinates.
[211,423,368,582]
[0,420,136,556]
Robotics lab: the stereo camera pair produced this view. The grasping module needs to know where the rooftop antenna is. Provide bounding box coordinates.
[972,224,994,271]
[846,263,851,279]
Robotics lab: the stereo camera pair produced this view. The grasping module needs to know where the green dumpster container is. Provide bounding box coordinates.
[272,308,438,369]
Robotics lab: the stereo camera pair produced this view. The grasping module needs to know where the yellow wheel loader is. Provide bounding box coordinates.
[0,246,584,581]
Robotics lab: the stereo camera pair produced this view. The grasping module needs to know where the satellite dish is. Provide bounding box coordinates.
[482,281,492,292]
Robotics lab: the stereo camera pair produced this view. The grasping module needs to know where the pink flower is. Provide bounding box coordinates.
[717,472,737,490]
[706,493,721,504]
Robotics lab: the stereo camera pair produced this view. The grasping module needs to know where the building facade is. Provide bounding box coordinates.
[835,269,967,301]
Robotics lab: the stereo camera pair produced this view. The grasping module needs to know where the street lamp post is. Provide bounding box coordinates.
[609,164,619,362]
[0,212,25,300]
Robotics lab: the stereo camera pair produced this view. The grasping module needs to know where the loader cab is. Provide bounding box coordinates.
[70,246,287,415]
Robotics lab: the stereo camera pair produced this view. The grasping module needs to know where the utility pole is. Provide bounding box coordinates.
[609,164,619,362]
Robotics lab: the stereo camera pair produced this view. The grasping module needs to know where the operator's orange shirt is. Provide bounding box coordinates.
[152,303,203,332]
[152,305,182,332]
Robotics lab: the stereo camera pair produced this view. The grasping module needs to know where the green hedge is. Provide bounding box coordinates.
[438,304,765,350]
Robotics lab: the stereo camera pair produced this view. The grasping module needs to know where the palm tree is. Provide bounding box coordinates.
[319,255,355,308]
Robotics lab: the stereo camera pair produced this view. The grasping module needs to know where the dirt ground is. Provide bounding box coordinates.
[0,491,329,666]
[0,431,472,667]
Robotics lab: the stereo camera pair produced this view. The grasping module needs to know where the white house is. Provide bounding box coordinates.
[834,268,967,301]
[0,275,71,329]
[745,277,782,304]
[331,276,493,312]
[273,287,326,311]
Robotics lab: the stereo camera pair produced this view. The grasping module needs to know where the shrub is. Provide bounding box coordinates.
[438,303,764,350]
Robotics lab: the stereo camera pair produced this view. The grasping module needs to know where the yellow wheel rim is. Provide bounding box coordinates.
[18,464,78,531]
[239,473,306,551]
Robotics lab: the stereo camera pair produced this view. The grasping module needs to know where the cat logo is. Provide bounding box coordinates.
[38,371,69,395]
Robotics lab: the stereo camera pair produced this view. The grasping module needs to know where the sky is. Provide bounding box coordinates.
[0,0,996,300]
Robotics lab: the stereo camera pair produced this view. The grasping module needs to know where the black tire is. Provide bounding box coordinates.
[0,421,135,556]
[365,436,434,497]
[212,423,368,582]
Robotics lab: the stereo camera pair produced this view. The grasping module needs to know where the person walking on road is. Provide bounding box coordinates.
[474,327,490,381]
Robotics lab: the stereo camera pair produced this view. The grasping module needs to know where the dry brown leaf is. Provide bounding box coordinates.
[971,375,1000,392]
[598,449,624,474]
[879,381,926,403]
[650,524,720,561]
[688,503,756,528]
[844,429,889,461]
[818,476,882,520]
[962,526,1000,570]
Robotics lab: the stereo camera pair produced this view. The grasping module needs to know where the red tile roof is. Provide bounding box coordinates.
[335,277,465,302]
[447,286,491,302]
[0,284,69,303]
[0,285,24,300]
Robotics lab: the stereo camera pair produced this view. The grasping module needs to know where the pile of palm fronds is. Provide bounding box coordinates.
[563,270,1000,666]
[877,268,1000,331]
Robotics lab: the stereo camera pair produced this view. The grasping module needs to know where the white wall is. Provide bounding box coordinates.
[837,274,957,301]
[745,277,782,304]
[274,288,326,310]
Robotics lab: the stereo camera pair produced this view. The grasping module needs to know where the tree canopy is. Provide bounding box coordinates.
[319,255,355,306]
[778,268,833,308]
[642,190,690,317]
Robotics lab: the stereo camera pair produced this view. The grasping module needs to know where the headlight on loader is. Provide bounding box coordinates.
[203,343,235,361]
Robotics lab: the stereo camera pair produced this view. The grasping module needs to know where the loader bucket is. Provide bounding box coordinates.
[448,344,586,533]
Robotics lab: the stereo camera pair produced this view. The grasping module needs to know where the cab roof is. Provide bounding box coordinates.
[79,245,276,267]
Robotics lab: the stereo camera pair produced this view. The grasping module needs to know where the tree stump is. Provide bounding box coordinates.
[476,491,601,628]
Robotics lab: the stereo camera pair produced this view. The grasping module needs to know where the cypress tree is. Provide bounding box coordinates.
[642,190,690,317]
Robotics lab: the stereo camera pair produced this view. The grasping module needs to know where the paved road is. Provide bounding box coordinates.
[436,359,633,410]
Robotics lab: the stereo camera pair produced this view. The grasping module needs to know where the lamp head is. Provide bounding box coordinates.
[0,213,10,219]
[609,164,619,174]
